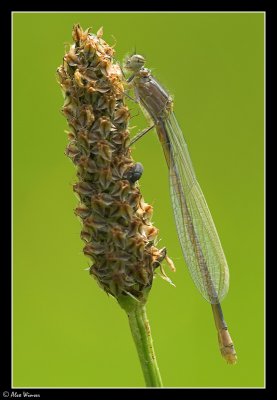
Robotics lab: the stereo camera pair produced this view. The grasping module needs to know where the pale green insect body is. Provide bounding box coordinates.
[125,54,237,364]
[126,55,229,304]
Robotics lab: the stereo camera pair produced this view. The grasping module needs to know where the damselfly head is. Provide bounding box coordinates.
[124,54,145,72]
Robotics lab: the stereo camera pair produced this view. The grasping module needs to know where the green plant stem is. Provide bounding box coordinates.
[127,304,163,387]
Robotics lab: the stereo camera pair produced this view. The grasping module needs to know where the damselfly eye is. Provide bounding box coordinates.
[134,55,145,65]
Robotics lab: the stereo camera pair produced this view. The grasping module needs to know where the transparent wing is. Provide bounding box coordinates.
[164,112,229,303]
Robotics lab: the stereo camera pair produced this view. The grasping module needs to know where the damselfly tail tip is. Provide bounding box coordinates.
[223,351,237,365]
[219,329,237,365]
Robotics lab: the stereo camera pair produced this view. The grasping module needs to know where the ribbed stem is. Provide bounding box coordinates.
[127,305,163,387]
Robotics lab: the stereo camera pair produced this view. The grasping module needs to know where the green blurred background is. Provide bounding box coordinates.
[13,12,264,388]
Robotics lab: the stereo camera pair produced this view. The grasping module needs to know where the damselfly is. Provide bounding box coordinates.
[125,54,237,364]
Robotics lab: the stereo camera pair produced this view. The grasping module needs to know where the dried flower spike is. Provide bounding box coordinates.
[57,24,172,309]
[57,24,172,387]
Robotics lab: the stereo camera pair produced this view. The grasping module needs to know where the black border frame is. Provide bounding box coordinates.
[2,2,271,399]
